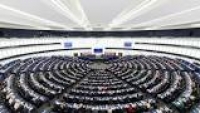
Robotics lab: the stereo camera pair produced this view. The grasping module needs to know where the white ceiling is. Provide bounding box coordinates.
[0,0,200,31]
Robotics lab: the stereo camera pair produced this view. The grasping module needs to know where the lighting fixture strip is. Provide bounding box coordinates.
[108,0,159,28]
[0,4,71,30]
[49,0,91,30]
[129,4,200,29]
[0,19,52,30]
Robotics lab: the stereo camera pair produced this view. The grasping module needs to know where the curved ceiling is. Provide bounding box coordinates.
[0,0,200,31]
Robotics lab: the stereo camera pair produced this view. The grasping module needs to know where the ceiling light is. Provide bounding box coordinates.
[0,4,71,29]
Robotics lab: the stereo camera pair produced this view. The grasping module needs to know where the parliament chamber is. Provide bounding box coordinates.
[1,0,200,112]
[0,38,200,113]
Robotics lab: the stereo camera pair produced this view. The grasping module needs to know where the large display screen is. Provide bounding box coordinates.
[94,48,103,53]
[64,42,73,48]
[124,42,132,47]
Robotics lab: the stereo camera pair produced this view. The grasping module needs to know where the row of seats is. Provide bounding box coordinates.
[0,56,90,113]
[0,55,200,113]
[107,55,200,113]
[53,68,161,113]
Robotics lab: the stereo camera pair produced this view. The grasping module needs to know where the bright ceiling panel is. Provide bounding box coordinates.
[121,0,200,29]
[0,0,199,31]
[79,0,133,26]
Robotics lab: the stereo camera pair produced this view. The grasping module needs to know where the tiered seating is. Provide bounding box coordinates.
[0,56,89,113]
[54,70,154,113]
[108,55,200,113]
[0,55,200,113]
